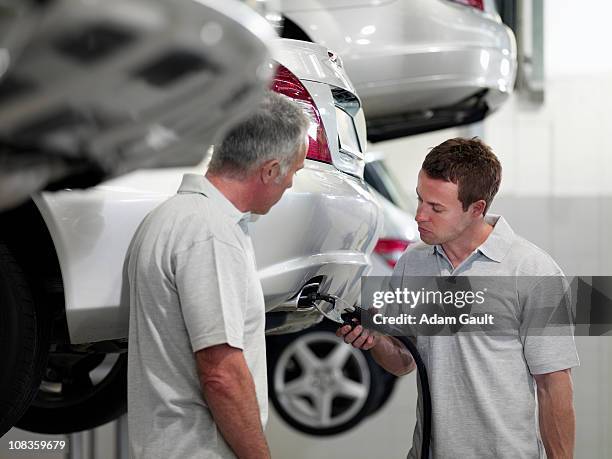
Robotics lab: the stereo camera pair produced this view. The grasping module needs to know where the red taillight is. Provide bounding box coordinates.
[374,239,411,268]
[449,0,484,10]
[271,64,332,164]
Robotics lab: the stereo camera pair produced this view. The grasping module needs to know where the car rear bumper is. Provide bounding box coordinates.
[285,0,517,138]
[355,42,516,118]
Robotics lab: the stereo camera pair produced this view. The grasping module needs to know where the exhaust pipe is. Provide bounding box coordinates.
[274,281,322,312]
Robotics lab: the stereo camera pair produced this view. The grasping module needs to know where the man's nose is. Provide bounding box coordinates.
[415,205,428,223]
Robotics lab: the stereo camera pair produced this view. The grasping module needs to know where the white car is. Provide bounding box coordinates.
[280,0,517,141]
[0,38,382,436]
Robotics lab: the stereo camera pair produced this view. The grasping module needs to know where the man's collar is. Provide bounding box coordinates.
[476,214,515,262]
[429,214,515,263]
[177,174,251,225]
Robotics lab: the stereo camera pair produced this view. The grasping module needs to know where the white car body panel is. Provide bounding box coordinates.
[33,39,382,343]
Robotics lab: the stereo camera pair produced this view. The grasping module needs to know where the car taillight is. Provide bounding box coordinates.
[449,0,484,11]
[374,239,411,268]
[271,64,332,164]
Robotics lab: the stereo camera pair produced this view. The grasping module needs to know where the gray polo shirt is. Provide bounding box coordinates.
[393,215,579,459]
[127,174,267,459]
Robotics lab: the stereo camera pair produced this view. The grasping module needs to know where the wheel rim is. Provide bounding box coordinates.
[273,331,370,429]
[35,353,123,408]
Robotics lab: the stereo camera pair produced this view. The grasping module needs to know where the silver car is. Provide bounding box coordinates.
[0,38,382,436]
[281,0,517,141]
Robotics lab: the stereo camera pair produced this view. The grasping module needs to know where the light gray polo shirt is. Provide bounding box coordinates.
[393,215,579,459]
[127,174,267,459]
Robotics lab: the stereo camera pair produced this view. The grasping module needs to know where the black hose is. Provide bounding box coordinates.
[394,334,431,459]
[342,308,431,459]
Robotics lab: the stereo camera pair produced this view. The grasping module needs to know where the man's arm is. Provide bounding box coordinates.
[533,369,575,459]
[336,324,416,376]
[195,344,270,459]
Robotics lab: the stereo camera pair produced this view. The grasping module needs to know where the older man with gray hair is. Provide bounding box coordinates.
[126,92,309,459]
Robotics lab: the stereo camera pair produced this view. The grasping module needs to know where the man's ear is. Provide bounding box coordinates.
[470,200,487,218]
[260,159,281,184]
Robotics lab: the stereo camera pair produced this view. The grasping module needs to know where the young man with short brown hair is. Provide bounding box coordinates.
[339,137,579,458]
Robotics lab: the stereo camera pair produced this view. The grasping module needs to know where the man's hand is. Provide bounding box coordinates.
[534,368,575,459]
[336,320,379,350]
[336,322,416,376]
[196,344,270,459]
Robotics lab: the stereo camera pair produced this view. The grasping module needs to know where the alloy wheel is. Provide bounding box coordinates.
[273,331,370,429]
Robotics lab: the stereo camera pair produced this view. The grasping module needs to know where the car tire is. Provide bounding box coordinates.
[0,242,51,438]
[266,321,388,436]
[16,352,127,434]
